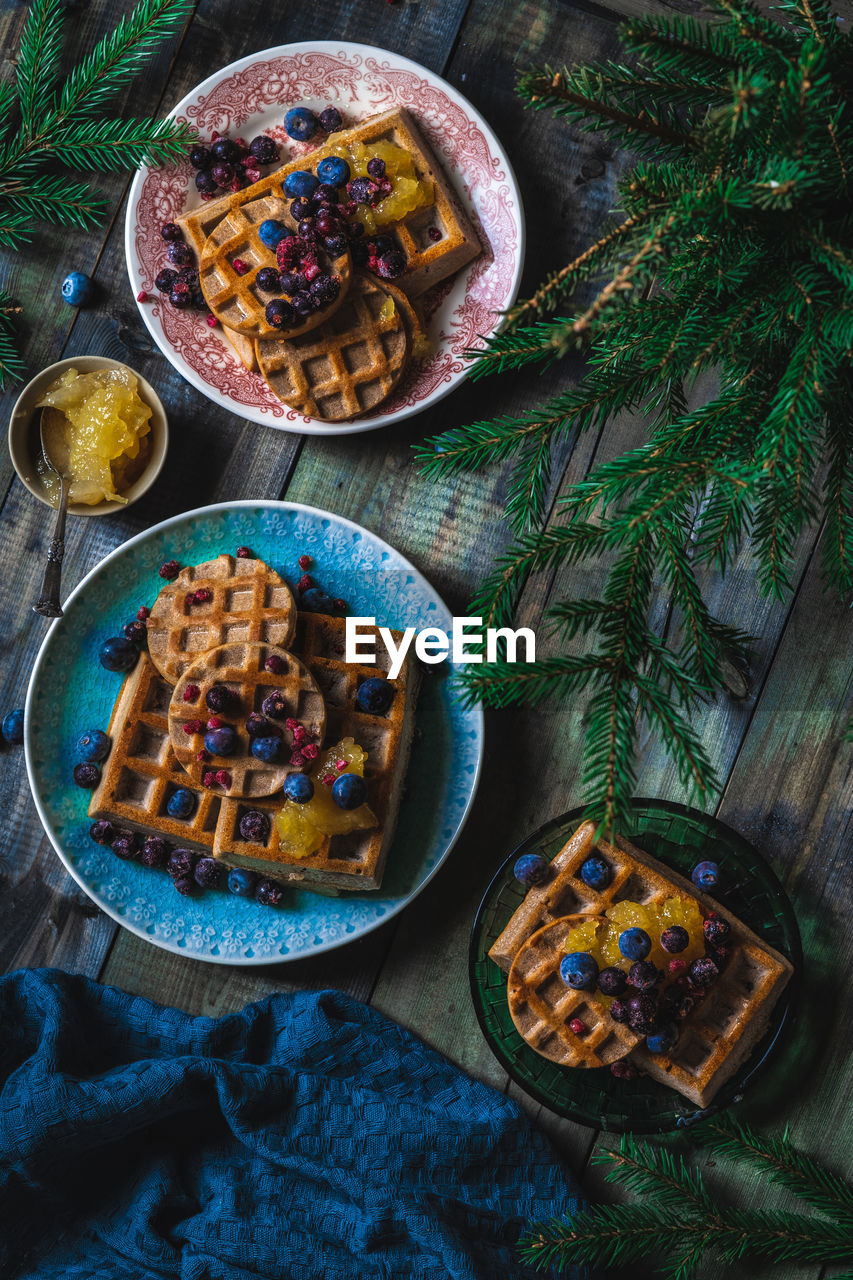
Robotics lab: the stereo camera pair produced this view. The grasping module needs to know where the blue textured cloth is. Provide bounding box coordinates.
[0,968,587,1279]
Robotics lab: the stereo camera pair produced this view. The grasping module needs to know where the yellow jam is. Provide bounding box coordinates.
[275,737,377,858]
[565,898,706,1001]
[328,139,433,232]
[36,367,152,506]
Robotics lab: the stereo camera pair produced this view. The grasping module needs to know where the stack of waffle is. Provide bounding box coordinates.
[489,821,794,1106]
[89,555,420,893]
[176,107,480,422]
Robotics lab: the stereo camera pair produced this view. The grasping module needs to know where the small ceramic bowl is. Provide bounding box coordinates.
[7,355,168,517]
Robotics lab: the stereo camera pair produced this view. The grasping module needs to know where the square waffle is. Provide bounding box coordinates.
[489,821,794,1107]
[89,615,420,894]
[178,107,481,300]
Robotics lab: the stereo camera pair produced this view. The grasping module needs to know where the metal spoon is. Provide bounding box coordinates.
[33,408,72,618]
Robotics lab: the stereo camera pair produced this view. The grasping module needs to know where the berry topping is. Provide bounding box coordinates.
[302,743,319,761]
[245,713,276,738]
[140,836,169,868]
[318,106,343,133]
[137,290,148,303]
[122,618,148,647]
[194,857,221,889]
[691,859,720,889]
[183,684,200,702]
[167,242,193,267]
[366,156,386,179]
[215,769,231,787]
[297,573,314,593]
[236,546,253,558]
[301,587,336,613]
[376,250,405,279]
[251,736,282,763]
[316,156,350,187]
[256,266,282,292]
[136,606,151,621]
[667,958,688,977]
[227,867,258,897]
[265,298,295,329]
[627,961,662,991]
[703,916,731,945]
[332,772,368,810]
[190,145,211,169]
[195,170,218,195]
[256,877,284,907]
[688,956,720,988]
[618,927,652,961]
[75,729,110,762]
[598,965,628,996]
[205,684,235,713]
[232,257,248,275]
[160,222,183,242]
[168,848,196,878]
[609,999,630,1024]
[284,107,319,141]
[660,925,690,953]
[283,169,320,199]
[627,992,658,1034]
[708,943,732,971]
[559,951,599,991]
[249,135,279,165]
[578,855,612,891]
[111,832,139,861]
[155,268,178,293]
[568,1018,587,1035]
[159,560,181,579]
[355,677,394,716]
[513,853,550,887]
[347,176,377,205]
[204,726,237,756]
[99,637,139,673]
[264,655,286,674]
[258,218,291,250]
[61,271,95,307]
[169,288,191,309]
[659,986,697,1021]
[283,772,314,804]
[172,874,197,897]
[428,226,442,242]
[297,554,312,569]
[89,820,115,845]
[211,138,240,163]
[239,810,270,842]
[646,1022,679,1055]
[309,273,341,306]
[261,691,288,719]
[182,720,204,735]
[202,770,216,788]
[610,1061,637,1080]
[166,788,197,819]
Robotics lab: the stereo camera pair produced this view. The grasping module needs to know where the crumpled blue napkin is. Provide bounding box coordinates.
[0,968,588,1279]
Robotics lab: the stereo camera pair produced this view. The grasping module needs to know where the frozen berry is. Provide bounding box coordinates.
[301,587,335,613]
[111,832,139,861]
[578,855,612,891]
[668,958,688,977]
[89,820,115,845]
[261,691,288,719]
[258,218,291,250]
[236,546,252,558]
[205,726,237,756]
[377,250,405,279]
[347,176,376,205]
[168,848,196,879]
[211,137,240,163]
[691,860,719,889]
[239,810,270,842]
[703,916,731,946]
[189,144,211,169]
[205,684,235,713]
[284,107,319,142]
[215,769,231,788]
[155,268,178,292]
[265,298,294,329]
[256,266,282,292]
[159,560,181,580]
[316,155,350,187]
[61,271,95,307]
[193,857,221,889]
[332,772,367,810]
[283,169,319,198]
[255,877,284,906]
[627,992,659,1034]
[609,999,630,1024]
[251,736,282,763]
[688,957,720,988]
[160,221,183,242]
[73,762,100,789]
[249,135,279,165]
[568,1018,587,1035]
[610,1061,637,1080]
[167,788,197,819]
[660,925,689,953]
[355,677,394,716]
[646,1023,679,1055]
[166,242,193,267]
[559,952,598,991]
[183,684,200,703]
[319,106,343,132]
[195,170,218,195]
[173,874,197,897]
[227,866,257,897]
[140,836,169,868]
[598,965,628,996]
[309,273,341,306]
[283,773,314,804]
[513,853,550,888]
[628,961,662,991]
[182,719,204,735]
[76,729,110,762]
[264,655,286,674]
[618,927,651,961]
[660,987,696,1021]
[100,636,138,672]
[169,288,190,309]
[246,713,277,738]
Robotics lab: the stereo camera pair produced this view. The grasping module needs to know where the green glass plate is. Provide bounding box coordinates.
[469,800,801,1133]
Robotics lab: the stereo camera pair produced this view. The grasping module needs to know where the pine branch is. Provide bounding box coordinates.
[17,0,64,133]
[50,116,195,172]
[0,291,25,391]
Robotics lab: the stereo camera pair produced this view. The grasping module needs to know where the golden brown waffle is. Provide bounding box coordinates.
[168,641,325,799]
[254,273,410,421]
[177,108,480,300]
[90,616,420,893]
[222,325,258,372]
[489,822,794,1107]
[508,915,639,1067]
[146,555,297,684]
[198,196,351,340]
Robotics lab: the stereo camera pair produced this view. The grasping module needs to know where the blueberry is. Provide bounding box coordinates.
[598,965,628,996]
[261,691,288,719]
[173,874,197,897]
[301,587,336,612]
[258,218,291,249]
[2,709,24,744]
[618,927,652,961]
[627,992,659,1034]
[111,832,139,861]
[660,925,689,953]
[513,853,550,888]
[609,999,630,1024]
[61,271,95,307]
[284,107,319,142]
[646,1022,679,1055]
[309,274,341,307]
[211,138,240,163]
[688,956,720,988]
[283,772,314,804]
[376,251,405,280]
[355,677,394,716]
[703,916,731,946]
[249,135,279,165]
[167,788,197,819]
[73,762,100,789]
[89,820,115,845]
[211,161,234,187]
[318,106,343,133]
[332,772,368,810]
[559,951,599,991]
[256,267,282,292]
[122,618,148,648]
[628,961,662,991]
[100,636,139,673]
[251,736,282,763]
[168,848,196,878]
[347,177,375,205]
[204,726,237,756]
[205,684,235,713]
[255,877,284,906]
[246,713,279,738]
[75,729,110,762]
[316,156,350,187]
[167,242,193,267]
[195,170,218,195]
[691,860,719,889]
[322,233,348,258]
[315,183,339,203]
[155,268,178,293]
[280,270,307,294]
[283,169,319,198]
[290,197,313,221]
[228,866,258,897]
[292,291,313,317]
[194,857,221,889]
[140,836,169,868]
[265,298,295,329]
[160,222,183,242]
[189,145,211,169]
[578,855,612,891]
[239,810,270,842]
[366,156,386,180]
[169,289,191,309]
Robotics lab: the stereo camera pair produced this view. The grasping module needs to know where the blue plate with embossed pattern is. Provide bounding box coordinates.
[25,501,483,964]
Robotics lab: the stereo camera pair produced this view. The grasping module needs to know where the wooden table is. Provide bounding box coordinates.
[1,2,851,1277]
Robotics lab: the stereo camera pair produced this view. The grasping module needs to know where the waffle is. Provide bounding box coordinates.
[222,325,258,372]
[146,555,297,683]
[508,915,639,1067]
[198,196,351,340]
[177,107,481,300]
[255,272,410,421]
[490,821,794,1108]
[168,641,325,799]
[89,615,421,893]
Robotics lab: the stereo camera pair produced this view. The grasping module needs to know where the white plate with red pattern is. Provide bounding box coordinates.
[124,41,524,435]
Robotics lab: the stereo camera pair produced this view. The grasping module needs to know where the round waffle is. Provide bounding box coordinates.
[198,195,351,340]
[255,272,411,422]
[146,555,297,684]
[507,915,640,1068]
[168,641,326,799]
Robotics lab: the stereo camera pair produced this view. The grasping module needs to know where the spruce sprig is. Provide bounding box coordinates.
[0,0,196,387]
[416,0,853,833]
[520,1121,853,1277]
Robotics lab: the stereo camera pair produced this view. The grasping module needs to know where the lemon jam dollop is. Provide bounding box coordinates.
[565,898,706,1000]
[275,737,377,859]
[36,366,152,506]
[328,138,433,232]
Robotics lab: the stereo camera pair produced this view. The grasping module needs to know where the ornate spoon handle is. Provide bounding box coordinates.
[33,475,70,618]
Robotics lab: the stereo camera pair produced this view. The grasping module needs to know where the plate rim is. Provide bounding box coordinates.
[468,798,802,1132]
[24,498,485,965]
[123,39,526,436]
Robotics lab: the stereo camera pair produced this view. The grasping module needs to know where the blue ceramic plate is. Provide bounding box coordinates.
[25,502,483,964]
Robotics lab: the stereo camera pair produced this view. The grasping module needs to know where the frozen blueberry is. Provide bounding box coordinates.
[169,288,191,309]
[261,691,289,719]
[73,762,100,789]
[249,135,279,165]
[318,106,343,133]
[189,144,211,170]
[284,107,319,142]
[513,853,550,888]
[366,156,386,180]
[578,855,612,891]
[211,137,240,163]
[173,874,197,897]
[228,867,258,897]
[265,298,295,329]
[332,772,367,810]
[167,788,197,819]
[316,156,350,186]
[160,221,183,242]
[691,860,719,889]
[688,956,720,988]
[168,848,196,879]
[2,709,25,744]
[111,832,139,861]
[75,729,111,762]
[308,273,341,306]
[239,810,270,842]
[166,242,193,267]
[195,169,218,195]
[258,218,291,249]
[100,636,139,672]
[122,618,148,647]
[355,677,394,716]
[61,271,95,307]
[301,587,336,613]
[255,878,284,906]
[194,857,221,889]
[628,961,662,991]
[609,998,630,1024]
[618,927,652,961]
[646,1022,679,1055]
[246,713,279,739]
[251,736,282,763]
[321,233,348,258]
[347,176,376,205]
[560,952,599,991]
[283,169,319,199]
[376,251,405,280]
[155,268,178,293]
[703,915,731,946]
[598,965,628,996]
[204,726,237,756]
[627,992,659,1035]
[140,836,169,868]
[283,772,314,804]
[205,684,236,713]
[256,266,282,292]
[89,819,115,845]
[660,925,689,953]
